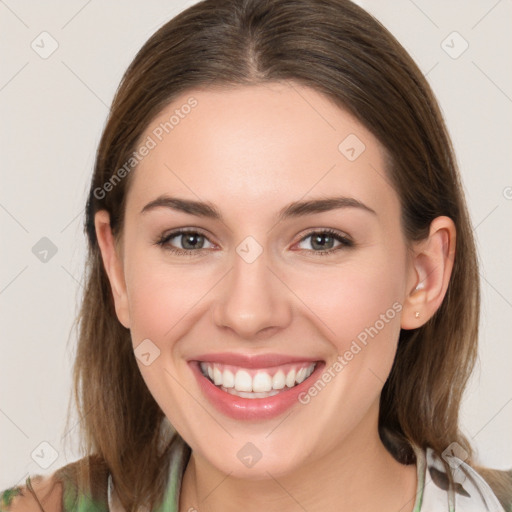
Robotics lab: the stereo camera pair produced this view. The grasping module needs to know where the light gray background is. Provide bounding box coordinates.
[1,0,511,489]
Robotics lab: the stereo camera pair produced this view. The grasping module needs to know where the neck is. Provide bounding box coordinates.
[179,404,418,512]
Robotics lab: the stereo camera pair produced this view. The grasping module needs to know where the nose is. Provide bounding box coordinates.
[211,247,293,340]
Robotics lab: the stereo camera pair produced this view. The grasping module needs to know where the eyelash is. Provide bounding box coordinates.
[155,228,353,257]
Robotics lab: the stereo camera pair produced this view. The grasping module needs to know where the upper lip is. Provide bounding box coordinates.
[190,352,322,369]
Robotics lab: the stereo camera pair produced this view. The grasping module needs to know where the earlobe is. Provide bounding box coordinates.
[401,216,456,330]
[94,210,131,328]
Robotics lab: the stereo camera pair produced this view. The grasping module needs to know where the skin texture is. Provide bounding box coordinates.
[95,82,455,512]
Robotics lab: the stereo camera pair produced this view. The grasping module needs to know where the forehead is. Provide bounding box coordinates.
[127,82,397,221]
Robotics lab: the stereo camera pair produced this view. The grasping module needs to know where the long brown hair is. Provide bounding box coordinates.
[68,0,486,509]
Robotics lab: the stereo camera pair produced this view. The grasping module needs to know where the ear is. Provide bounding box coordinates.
[401,216,456,330]
[94,210,131,329]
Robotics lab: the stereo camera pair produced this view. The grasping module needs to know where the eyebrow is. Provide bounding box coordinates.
[140,195,376,221]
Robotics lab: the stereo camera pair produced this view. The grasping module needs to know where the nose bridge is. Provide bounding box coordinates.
[211,235,292,338]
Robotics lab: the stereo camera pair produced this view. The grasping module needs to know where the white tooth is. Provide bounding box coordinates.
[272,370,286,390]
[213,366,223,385]
[234,370,252,392]
[207,366,214,380]
[305,364,315,378]
[252,372,272,392]
[285,368,296,388]
[295,367,307,384]
[222,369,235,388]
[200,362,208,375]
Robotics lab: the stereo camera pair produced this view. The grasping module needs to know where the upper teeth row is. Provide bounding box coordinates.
[199,362,316,392]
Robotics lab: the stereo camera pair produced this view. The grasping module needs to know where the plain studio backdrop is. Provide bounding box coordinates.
[0,0,511,489]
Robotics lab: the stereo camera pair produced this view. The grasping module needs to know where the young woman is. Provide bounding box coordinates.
[2,0,511,511]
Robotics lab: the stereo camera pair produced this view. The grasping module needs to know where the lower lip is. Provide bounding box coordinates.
[189,360,325,421]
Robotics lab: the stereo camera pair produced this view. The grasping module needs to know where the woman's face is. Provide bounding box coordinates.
[102,82,419,478]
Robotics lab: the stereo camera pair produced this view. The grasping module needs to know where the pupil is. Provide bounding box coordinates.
[183,234,203,250]
[312,234,333,250]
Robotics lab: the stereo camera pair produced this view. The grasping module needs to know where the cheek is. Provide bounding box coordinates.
[287,250,406,366]
[121,252,217,432]
[281,251,406,436]
[123,245,216,344]
[126,269,184,342]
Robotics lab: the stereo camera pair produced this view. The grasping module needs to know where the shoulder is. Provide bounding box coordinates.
[0,473,62,512]
[422,446,512,512]
[0,456,110,512]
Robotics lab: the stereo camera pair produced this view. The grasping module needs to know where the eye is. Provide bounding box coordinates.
[155,227,353,257]
[294,229,353,256]
[155,229,216,256]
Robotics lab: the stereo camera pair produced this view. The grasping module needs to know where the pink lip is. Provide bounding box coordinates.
[188,357,325,421]
[190,352,319,368]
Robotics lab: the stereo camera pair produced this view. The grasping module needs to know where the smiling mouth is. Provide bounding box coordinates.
[198,361,318,399]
